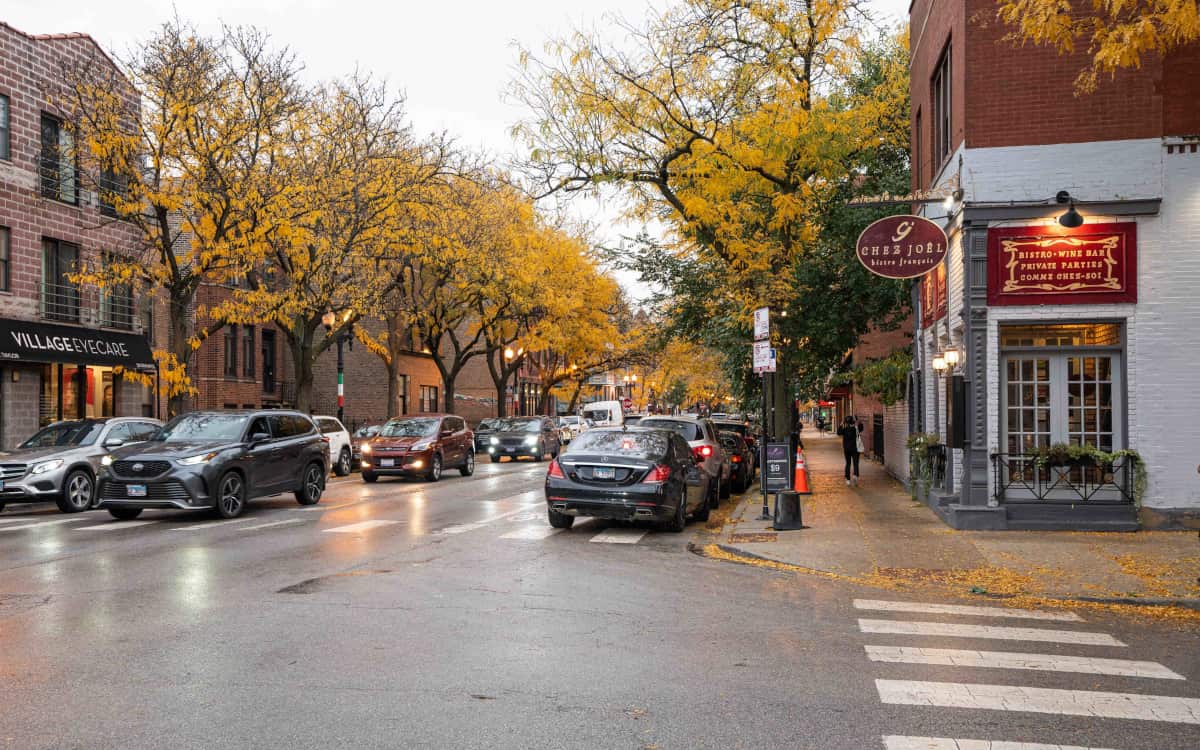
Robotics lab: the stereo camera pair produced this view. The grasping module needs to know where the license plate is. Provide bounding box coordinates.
[126,484,147,497]
[380,459,395,468]
[593,467,615,479]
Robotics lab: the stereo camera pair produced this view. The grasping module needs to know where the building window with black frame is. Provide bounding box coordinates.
[224,325,238,377]
[420,385,438,413]
[0,94,10,161]
[0,226,10,291]
[98,168,128,219]
[40,113,77,204]
[42,238,80,322]
[243,326,255,377]
[398,374,409,415]
[99,253,134,329]
[931,42,952,167]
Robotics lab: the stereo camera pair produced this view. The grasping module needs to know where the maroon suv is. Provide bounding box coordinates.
[360,414,475,483]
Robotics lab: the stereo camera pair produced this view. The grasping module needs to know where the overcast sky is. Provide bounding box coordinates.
[7,0,910,297]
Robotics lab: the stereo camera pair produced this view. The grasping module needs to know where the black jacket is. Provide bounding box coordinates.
[837,422,861,454]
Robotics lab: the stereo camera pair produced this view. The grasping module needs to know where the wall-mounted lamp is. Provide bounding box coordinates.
[1055,190,1084,228]
[942,188,965,212]
[932,349,961,376]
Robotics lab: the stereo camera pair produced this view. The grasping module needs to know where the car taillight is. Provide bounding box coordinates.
[547,459,565,479]
[320,436,331,444]
[731,455,741,463]
[642,465,671,484]
[693,445,713,459]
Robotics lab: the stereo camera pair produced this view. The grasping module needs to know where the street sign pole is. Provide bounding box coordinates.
[753,307,773,521]
[759,370,770,520]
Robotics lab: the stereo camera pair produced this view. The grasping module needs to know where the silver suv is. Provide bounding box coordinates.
[0,418,162,514]
[638,416,732,507]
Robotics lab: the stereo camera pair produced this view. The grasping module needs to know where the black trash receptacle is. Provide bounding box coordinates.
[773,490,803,531]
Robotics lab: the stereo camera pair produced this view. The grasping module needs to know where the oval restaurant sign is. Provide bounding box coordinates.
[855,215,948,279]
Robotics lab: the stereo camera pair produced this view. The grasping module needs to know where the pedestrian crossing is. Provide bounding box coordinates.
[857,597,1198,748]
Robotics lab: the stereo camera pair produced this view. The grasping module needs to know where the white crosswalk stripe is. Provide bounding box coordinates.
[74,520,156,531]
[322,519,399,534]
[239,518,306,532]
[171,517,256,531]
[0,517,83,531]
[588,528,648,544]
[876,679,1200,723]
[855,599,1083,622]
[858,618,1125,647]
[865,645,1184,680]
[883,736,1113,750]
[500,525,562,540]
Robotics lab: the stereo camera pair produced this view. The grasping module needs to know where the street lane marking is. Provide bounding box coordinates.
[240,519,305,532]
[865,645,1184,680]
[74,520,156,531]
[858,619,1124,647]
[434,496,544,536]
[589,528,648,544]
[855,599,1083,622]
[875,679,1200,723]
[322,520,400,534]
[296,501,359,512]
[0,518,85,531]
[883,736,1113,750]
[500,525,562,540]
[171,517,256,531]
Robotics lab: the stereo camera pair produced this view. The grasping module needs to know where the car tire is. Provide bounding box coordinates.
[426,454,442,482]
[108,507,143,521]
[691,495,710,522]
[547,508,574,529]
[334,448,352,477]
[707,476,720,509]
[532,443,544,462]
[719,473,732,500]
[460,450,475,477]
[295,462,324,505]
[0,502,5,513]
[214,471,247,519]
[662,496,687,533]
[362,471,378,483]
[56,469,94,513]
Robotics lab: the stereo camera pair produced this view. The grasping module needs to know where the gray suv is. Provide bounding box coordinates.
[0,418,162,514]
[97,410,328,521]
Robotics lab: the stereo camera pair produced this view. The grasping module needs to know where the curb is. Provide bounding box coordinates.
[694,541,1200,612]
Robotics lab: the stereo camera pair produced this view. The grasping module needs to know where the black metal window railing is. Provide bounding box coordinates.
[927,444,947,488]
[100,287,134,329]
[40,281,81,323]
[991,453,1136,505]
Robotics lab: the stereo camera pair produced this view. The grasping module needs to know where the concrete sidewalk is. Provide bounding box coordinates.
[716,433,1200,608]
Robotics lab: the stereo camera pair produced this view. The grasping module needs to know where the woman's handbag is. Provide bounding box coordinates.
[855,432,865,454]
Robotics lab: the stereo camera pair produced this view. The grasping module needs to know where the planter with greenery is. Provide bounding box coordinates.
[1033,442,1147,504]
[906,432,941,502]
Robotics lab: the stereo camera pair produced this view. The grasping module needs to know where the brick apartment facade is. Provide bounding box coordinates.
[0,22,164,450]
[908,1,1200,529]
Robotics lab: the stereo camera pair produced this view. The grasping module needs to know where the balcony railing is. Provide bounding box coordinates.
[40,281,81,323]
[991,453,1136,505]
[99,288,135,330]
[41,281,144,332]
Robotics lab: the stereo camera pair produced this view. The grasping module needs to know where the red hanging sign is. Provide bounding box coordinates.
[987,222,1137,306]
[920,262,948,327]
[855,215,949,279]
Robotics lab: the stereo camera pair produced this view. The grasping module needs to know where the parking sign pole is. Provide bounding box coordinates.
[759,370,770,520]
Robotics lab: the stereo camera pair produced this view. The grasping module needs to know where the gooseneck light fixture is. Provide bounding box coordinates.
[1055,190,1084,228]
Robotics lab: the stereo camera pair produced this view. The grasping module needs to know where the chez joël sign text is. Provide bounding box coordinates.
[987,222,1137,306]
[855,215,948,279]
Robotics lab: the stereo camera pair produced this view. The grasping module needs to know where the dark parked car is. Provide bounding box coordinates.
[361,415,473,482]
[712,419,757,466]
[97,410,328,520]
[473,418,502,455]
[638,416,729,505]
[719,431,756,493]
[544,427,710,532]
[351,423,383,464]
[482,416,560,462]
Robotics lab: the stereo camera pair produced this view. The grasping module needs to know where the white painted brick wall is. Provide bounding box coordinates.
[961,139,1164,203]
[883,401,910,481]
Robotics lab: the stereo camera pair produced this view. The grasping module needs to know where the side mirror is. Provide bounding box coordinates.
[249,432,271,445]
[103,438,125,449]
[441,429,453,438]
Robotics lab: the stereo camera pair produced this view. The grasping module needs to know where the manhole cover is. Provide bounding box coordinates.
[730,532,778,543]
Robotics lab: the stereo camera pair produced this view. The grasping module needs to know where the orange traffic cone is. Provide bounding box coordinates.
[793,448,812,495]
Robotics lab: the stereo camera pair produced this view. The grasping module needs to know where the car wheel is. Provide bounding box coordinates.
[427,454,442,482]
[334,448,352,477]
[547,508,574,529]
[662,495,687,533]
[734,470,747,493]
[719,473,732,500]
[532,443,544,462]
[295,462,324,505]
[459,450,475,477]
[691,492,710,522]
[214,471,247,519]
[108,507,143,521]
[362,471,378,483]
[56,470,94,513]
[0,502,6,513]
[707,476,720,509]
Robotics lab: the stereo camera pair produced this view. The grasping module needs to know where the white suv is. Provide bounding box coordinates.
[637,416,731,507]
[314,416,353,476]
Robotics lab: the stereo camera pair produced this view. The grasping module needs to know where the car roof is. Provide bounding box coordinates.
[641,415,703,423]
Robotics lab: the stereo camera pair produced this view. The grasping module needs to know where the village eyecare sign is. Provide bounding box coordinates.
[0,319,156,371]
[855,215,948,279]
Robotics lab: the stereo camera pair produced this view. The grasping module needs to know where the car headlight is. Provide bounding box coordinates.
[524,435,539,446]
[411,441,432,452]
[489,436,499,445]
[30,459,65,475]
[100,455,115,467]
[361,443,372,454]
[178,451,219,466]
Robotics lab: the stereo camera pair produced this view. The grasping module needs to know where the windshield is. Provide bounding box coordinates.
[477,419,500,431]
[19,422,104,449]
[353,424,380,438]
[584,409,613,422]
[380,418,439,438]
[565,430,667,459]
[640,419,703,441]
[493,418,541,433]
[156,414,249,442]
[560,416,581,425]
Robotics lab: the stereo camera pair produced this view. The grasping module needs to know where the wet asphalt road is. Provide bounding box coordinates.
[1,459,1198,749]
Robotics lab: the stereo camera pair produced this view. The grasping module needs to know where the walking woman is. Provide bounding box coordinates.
[837,415,862,486]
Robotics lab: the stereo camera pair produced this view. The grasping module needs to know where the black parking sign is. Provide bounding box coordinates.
[763,443,791,492]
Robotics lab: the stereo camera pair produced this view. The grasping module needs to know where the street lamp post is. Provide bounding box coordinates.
[322,310,354,423]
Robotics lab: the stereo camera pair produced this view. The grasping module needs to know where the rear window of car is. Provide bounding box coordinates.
[317,418,343,434]
[639,419,703,441]
[713,421,748,436]
[565,430,668,459]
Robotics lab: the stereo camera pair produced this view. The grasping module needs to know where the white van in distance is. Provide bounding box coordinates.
[580,400,624,427]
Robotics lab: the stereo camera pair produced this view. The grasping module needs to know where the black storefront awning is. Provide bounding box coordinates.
[0,318,157,372]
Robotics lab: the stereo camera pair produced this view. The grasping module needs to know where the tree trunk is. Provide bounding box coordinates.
[567,381,584,412]
[485,350,510,418]
[442,377,455,414]
[290,332,315,413]
[167,296,193,418]
[386,359,402,418]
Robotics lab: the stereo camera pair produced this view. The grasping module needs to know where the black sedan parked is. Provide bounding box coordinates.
[544,427,710,532]
[97,410,328,520]
[719,431,756,493]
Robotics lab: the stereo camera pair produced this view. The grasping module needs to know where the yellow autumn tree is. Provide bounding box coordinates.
[996,0,1200,93]
[57,20,304,414]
